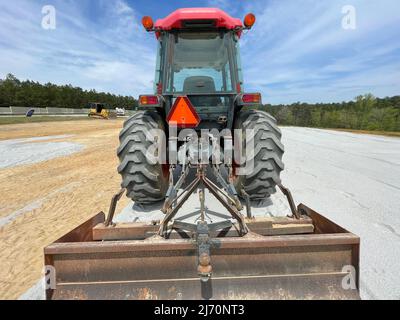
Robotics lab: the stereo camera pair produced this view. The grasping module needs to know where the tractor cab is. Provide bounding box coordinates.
[139,8,259,130]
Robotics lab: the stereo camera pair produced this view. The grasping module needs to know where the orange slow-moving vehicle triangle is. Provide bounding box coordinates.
[167,96,201,128]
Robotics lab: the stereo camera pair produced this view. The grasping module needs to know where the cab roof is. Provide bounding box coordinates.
[154,8,243,31]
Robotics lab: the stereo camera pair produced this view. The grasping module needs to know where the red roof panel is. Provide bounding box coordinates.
[155,8,243,31]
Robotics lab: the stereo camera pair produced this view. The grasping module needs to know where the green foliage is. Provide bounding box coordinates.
[267,94,400,132]
[0,74,138,110]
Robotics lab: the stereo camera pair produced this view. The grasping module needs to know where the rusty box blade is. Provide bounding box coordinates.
[44,204,360,300]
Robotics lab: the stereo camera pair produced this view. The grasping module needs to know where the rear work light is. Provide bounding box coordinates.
[242,93,262,104]
[139,95,160,107]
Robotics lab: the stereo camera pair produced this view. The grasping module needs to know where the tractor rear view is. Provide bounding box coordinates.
[44,8,360,300]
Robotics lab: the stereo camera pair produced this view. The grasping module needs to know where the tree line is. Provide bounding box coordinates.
[0,74,138,110]
[264,94,400,132]
[1,74,399,132]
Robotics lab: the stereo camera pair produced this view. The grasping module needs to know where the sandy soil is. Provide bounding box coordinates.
[0,119,130,299]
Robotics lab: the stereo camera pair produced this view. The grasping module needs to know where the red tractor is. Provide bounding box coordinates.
[44,9,360,300]
[117,8,284,204]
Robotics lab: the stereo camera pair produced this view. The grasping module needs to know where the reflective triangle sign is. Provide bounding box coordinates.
[167,96,201,128]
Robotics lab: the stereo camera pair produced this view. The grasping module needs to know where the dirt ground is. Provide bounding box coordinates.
[0,119,130,299]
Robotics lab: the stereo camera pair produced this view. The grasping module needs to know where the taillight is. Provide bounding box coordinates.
[242,93,262,104]
[139,95,160,106]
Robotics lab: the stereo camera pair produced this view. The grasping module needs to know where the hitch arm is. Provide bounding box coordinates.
[278,184,300,219]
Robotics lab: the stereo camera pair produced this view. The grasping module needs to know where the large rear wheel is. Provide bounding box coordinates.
[233,110,285,200]
[117,111,169,204]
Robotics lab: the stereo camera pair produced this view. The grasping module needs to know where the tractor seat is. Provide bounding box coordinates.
[183,76,221,106]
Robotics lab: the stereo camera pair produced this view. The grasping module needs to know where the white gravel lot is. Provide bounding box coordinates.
[20,127,400,300]
[118,127,400,300]
[280,127,400,300]
[0,135,83,169]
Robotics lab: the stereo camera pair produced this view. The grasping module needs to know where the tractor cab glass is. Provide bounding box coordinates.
[164,32,236,105]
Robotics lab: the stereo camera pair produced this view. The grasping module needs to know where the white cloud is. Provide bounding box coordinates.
[0,0,399,103]
[239,0,400,103]
[207,0,231,11]
[0,0,156,97]
[115,0,134,15]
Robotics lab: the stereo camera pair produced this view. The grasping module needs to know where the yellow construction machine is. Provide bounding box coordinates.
[88,103,116,119]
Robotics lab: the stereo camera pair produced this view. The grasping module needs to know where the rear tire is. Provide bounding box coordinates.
[233,110,285,200]
[117,111,169,204]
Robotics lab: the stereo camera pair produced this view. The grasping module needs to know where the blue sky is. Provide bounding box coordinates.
[0,0,399,104]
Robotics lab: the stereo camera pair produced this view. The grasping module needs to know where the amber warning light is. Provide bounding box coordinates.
[167,96,201,128]
[244,13,256,28]
[142,16,154,31]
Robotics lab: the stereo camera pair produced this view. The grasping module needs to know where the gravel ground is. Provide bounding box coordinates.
[14,126,400,300]
[0,135,83,169]
[109,127,400,300]
[280,127,400,300]
[112,127,400,300]
[116,180,290,223]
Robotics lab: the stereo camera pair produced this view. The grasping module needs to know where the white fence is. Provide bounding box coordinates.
[0,106,135,117]
[0,106,90,116]
[0,107,11,115]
